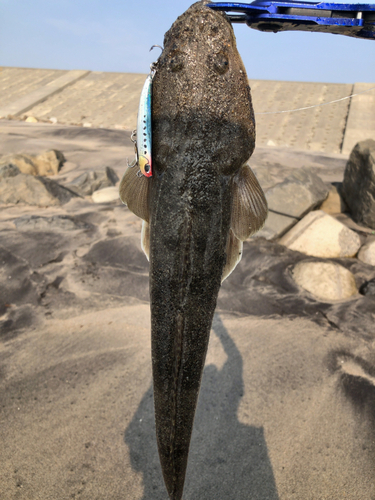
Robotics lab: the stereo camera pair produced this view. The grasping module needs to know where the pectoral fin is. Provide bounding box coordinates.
[119,165,150,223]
[231,164,268,240]
[222,228,243,282]
[222,164,268,281]
[141,221,150,261]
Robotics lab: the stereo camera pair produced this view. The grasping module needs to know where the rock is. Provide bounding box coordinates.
[92,186,120,203]
[0,174,77,206]
[253,168,329,240]
[341,139,375,229]
[13,215,92,232]
[36,150,66,176]
[0,150,65,176]
[0,163,21,179]
[0,154,35,175]
[359,278,375,296]
[25,116,38,123]
[265,168,329,219]
[358,240,375,266]
[319,184,348,215]
[292,261,358,302]
[279,210,361,258]
[251,211,298,240]
[65,167,119,196]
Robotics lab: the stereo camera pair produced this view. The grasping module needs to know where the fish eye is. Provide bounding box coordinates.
[213,52,229,75]
[144,164,150,173]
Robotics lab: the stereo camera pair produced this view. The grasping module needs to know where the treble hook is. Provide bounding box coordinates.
[149,45,163,73]
[150,44,163,53]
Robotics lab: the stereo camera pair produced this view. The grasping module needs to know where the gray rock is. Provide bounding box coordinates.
[0,163,21,179]
[0,173,77,206]
[266,168,329,219]
[65,167,119,196]
[251,211,298,240]
[292,261,358,302]
[358,240,375,266]
[279,210,361,258]
[341,139,375,229]
[13,215,91,231]
[360,278,375,296]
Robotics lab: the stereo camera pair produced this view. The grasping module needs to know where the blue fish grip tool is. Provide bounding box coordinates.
[208,1,375,39]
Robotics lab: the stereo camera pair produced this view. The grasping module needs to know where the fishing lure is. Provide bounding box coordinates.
[136,72,153,177]
[128,49,161,178]
[127,72,153,177]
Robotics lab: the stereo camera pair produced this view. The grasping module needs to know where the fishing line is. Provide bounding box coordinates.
[254,85,375,115]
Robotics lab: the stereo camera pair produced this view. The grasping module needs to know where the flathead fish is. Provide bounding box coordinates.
[120,1,268,498]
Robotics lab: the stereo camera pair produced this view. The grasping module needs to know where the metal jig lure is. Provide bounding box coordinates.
[128,46,162,178]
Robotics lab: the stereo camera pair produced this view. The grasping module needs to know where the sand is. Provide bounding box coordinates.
[1,120,375,500]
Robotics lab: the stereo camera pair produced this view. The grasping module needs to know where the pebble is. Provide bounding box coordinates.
[358,240,375,266]
[360,278,375,296]
[292,261,358,302]
[92,186,119,203]
[279,210,361,258]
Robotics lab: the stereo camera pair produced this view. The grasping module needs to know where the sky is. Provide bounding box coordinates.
[1,0,374,84]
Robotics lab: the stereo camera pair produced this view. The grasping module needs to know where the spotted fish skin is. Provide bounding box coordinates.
[149,2,263,499]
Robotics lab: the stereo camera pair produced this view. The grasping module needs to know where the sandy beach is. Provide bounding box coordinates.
[1,120,375,500]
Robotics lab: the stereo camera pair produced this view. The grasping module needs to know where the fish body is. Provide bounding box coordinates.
[120,1,267,498]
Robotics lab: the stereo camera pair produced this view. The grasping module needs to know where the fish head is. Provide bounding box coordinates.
[152,1,256,176]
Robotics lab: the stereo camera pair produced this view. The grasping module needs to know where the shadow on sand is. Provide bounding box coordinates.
[125,314,279,500]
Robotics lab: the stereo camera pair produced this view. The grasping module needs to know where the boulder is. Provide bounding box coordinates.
[65,167,119,196]
[0,173,77,206]
[0,150,65,176]
[266,168,329,219]
[253,168,329,240]
[92,186,120,203]
[279,210,361,258]
[341,139,375,229]
[292,261,358,302]
[252,211,298,240]
[358,240,375,266]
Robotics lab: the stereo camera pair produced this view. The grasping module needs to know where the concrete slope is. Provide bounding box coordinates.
[0,66,374,154]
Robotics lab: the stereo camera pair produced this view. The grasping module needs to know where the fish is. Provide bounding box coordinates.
[119,1,268,498]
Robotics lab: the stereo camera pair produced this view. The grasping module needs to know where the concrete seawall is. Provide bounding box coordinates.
[1,66,374,154]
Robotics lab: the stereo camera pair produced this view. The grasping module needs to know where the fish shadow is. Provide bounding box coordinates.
[124,314,279,500]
